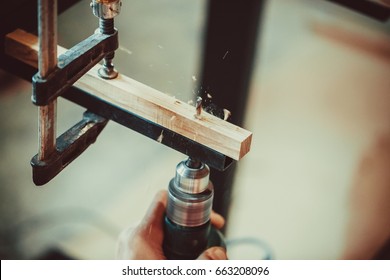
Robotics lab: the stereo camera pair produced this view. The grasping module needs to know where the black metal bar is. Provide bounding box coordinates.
[199,0,264,222]
[326,0,390,21]
[62,87,234,171]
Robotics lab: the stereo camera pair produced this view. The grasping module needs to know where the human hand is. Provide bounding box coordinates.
[117,190,228,260]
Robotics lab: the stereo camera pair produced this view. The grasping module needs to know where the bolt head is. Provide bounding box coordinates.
[91,0,121,19]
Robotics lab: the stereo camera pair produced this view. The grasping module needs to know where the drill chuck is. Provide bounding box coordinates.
[166,160,213,227]
[163,158,224,259]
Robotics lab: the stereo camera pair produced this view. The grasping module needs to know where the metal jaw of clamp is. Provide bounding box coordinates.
[31,0,122,186]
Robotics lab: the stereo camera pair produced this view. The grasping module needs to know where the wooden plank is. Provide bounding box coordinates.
[5,29,252,160]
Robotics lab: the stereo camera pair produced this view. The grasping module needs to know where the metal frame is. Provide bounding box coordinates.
[199,0,264,221]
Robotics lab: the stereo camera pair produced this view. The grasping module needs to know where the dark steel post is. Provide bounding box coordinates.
[199,0,265,224]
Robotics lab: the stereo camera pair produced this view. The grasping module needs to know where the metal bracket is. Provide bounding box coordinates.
[31,111,108,186]
[32,30,118,106]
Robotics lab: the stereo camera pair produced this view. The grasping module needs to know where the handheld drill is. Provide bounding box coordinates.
[163,157,225,259]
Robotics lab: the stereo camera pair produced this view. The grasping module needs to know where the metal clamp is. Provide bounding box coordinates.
[32,31,118,106]
[29,0,121,185]
[31,111,108,186]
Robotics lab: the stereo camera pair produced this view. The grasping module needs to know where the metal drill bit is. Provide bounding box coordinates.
[195,96,202,119]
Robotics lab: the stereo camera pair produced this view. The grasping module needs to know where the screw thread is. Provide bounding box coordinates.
[99,18,115,35]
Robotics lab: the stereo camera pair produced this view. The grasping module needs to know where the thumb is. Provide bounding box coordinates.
[197,247,227,260]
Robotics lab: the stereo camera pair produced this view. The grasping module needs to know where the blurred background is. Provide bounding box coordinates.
[0,0,389,259]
